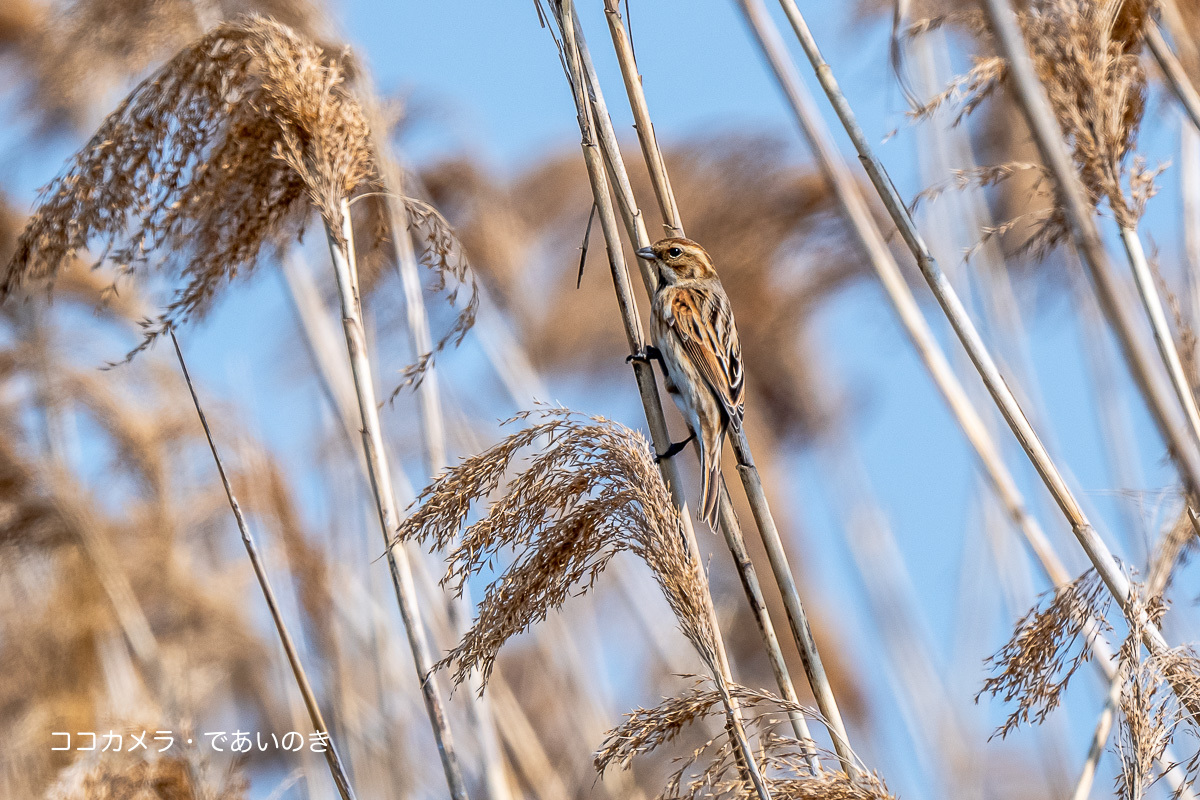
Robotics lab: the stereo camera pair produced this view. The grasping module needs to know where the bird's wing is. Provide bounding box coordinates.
[667,286,745,427]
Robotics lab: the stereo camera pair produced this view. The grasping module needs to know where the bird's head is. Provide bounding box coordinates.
[635,237,717,286]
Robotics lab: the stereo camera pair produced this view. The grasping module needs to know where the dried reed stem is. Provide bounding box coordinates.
[1071,663,1122,800]
[322,200,469,800]
[548,3,771,797]
[1146,21,1200,136]
[1120,224,1200,453]
[601,0,681,238]
[170,330,358,800]
[771,0,1199,717]
[283,249,567,800]
[588,2,824,771]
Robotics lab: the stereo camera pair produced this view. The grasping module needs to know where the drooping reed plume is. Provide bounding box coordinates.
[396,407,722,688]
[978,569,1112,737]
[595,684,895,800]
[2,15,372,355]
[395,406,776,795]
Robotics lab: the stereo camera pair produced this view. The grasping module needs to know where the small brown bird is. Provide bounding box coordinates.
[633,237,744,527]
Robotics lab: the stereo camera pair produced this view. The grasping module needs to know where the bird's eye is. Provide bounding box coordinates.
[667,247,684,258]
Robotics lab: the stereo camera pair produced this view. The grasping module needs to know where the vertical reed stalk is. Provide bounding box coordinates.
[549,3,771,796]
[170,331,358,800]
[583,4,825,771]
[322,201,469,800]
[283,250,577,800]
[769,0,1198,712]
[1071,672,1119,800]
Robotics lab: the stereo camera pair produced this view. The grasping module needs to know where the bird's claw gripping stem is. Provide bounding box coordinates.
[654,433,696,463]
[627,345,664,365]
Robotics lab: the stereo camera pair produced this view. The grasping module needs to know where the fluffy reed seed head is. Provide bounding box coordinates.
[394,406,717,689]
[978,568,1112,737]
[3,15,375,354]
[1110,582,1200,800]
[914,0,1155,252]
[595,683,893,799]
[3,0,323,128]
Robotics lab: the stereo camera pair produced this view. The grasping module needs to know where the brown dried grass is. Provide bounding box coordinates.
[978,568,1112,737]
[394,406,717,689]
[43,746,246,800]
[1113,584,1200,800]
[914,0,1155,254]
[596,683,893,800]
[3,15,375,356]
[6,0,323,127]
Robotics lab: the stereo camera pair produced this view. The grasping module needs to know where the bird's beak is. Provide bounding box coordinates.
[635,246,655,260]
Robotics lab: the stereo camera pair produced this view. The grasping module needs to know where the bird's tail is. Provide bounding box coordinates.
[699,441,722,529]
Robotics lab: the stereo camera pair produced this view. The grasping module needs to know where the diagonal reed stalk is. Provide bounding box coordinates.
[1146,21,1200,137]
[170,330,358,800]
[1071,667,1123,800]
[732,0,1070,594]
[544,3,772,797]
[586,0,830,772]
[767,0,1200,720]
[1118,224,1200,454]
[322,199,470,800]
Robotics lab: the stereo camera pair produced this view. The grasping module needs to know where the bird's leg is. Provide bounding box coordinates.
[654,432,695,463]
[626,345,664,365]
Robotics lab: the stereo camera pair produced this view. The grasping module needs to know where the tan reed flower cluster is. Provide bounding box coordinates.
[1113,582,1200,800]
[978,568,1112,737]
[3,15,375,355]
[394,406,718,688]
[915,0,1156,253]
[596,684,895,800]
[1,0,322,127]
